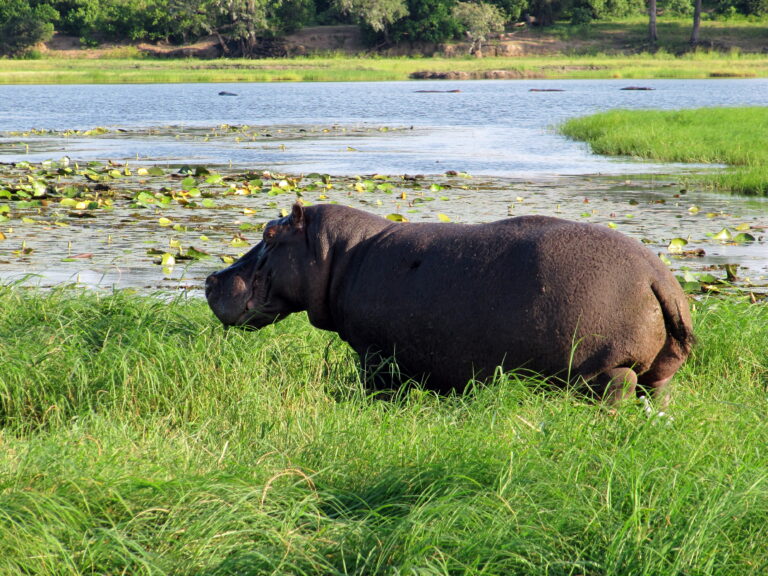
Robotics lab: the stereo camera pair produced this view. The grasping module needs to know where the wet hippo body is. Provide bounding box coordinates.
[206,203,693,404]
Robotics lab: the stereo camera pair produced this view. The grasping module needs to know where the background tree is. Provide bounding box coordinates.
[526,0,561,25]
[452,1,506,55]
[332,0,409,42]
[206,0,276,55]
[690,0,701,44]
[0,0,58,56]
[389,0,462,44]
[270,0,316,34]
[648,0,657,44]
[488,0,529,20]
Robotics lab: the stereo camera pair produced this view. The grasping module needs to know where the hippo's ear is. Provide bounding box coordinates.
[291,203,305,231]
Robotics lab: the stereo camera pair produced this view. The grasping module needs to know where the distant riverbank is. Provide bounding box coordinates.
[2,52,768,84]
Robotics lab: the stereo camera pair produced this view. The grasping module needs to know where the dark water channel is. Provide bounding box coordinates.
[0,79,766,293]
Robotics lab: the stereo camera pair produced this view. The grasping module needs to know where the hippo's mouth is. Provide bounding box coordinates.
[234,299,282,329]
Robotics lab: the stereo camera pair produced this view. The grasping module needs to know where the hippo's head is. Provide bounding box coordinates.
[205,204,308,328]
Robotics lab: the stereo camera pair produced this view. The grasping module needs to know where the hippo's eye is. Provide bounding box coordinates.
[264,226,278,242]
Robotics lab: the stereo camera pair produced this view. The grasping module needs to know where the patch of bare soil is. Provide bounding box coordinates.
[137,36,223,59]
[40,33,134,58]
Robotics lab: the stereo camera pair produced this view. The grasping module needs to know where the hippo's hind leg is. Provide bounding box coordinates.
[587,367,639,405]
[637,374,673,410]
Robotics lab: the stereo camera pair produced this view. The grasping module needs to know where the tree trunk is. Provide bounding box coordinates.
[690,0,702,45]
[648,0,657,45]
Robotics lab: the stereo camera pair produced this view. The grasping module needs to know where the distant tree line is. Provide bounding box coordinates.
[1,0,766,57]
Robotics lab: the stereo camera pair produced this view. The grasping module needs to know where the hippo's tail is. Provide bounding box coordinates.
[651,281,695,358]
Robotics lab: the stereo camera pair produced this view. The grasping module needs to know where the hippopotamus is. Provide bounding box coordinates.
[206,203,693,405]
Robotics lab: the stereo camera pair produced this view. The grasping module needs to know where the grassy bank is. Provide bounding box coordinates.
[1,287,767,574]
[3,16,768,84]
[1,52,768,84]
[561,107,768,195]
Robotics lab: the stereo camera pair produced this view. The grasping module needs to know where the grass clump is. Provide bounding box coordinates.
[1,286,768,574]
[560,106,768,195]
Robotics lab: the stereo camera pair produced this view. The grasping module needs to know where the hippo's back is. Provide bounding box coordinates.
[333,215,688,391]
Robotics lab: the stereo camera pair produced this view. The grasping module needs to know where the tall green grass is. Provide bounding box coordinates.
[561,107,768,195]
[1,287,767,574]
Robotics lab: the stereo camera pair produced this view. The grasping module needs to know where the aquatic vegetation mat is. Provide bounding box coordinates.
[0,127,766,295]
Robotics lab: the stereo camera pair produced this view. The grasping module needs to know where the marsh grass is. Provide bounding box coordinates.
[561,107,768,195]
[1,287,767,574]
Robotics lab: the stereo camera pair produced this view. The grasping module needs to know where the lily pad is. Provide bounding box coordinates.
[667,238,688,254]
[712,228,732,241]
[733,232,756,244]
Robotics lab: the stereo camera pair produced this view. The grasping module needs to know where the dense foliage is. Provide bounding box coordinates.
[0,0,765,56]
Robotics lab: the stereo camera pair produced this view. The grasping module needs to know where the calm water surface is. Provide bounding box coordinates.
[2,78,768,176]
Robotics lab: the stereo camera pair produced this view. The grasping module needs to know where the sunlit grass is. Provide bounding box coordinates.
[1,51,768,84]
[1,286,767,574]
[561,107,768,195]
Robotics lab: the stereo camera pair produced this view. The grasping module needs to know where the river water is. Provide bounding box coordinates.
[2,78,768,176]
[0,79,766,292]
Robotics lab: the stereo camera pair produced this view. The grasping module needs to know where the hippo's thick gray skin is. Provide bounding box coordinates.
[206,203,693,404]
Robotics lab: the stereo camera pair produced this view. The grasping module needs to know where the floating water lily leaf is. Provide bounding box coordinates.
[733,232,755,243]
[658,253,672,266]
[205,174,224,185]
[148,166,164,176]
[688,205,699,214]
[230,237,249,248]
[386,214,408,222]
[667,238,688,254]
[713,228,732,241]
[606,222,617,229]
[158,217,173,227]
[185,246,210,260]
[682,270,698,283]
[735,223,751,231]
[437,213,451,222]
[31,181,47,196]
[181,176,196,189]
[698,273,718,284]
[0,231,6,240]
[161,253,176,267]
[221,255,235,264]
